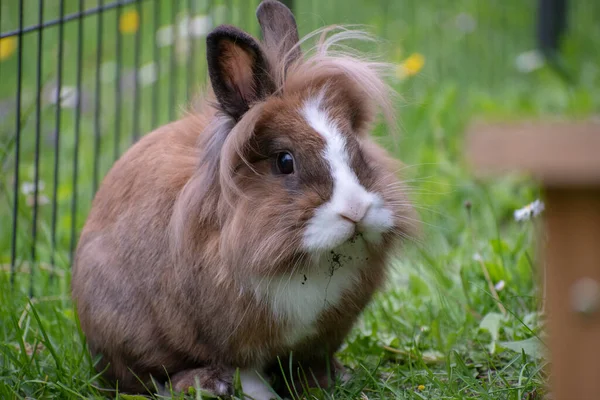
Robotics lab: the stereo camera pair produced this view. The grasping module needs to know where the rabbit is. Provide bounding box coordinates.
[71,0,418,398]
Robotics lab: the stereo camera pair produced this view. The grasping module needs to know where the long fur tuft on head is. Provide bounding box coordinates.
[268,25,399,137]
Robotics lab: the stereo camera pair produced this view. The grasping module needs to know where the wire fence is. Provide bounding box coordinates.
[0,0,597,297]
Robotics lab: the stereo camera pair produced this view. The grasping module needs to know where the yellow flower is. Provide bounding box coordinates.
[0,37,17,61]
[119,9,140,34]
[417,384,426,391]
[396,53,425,79]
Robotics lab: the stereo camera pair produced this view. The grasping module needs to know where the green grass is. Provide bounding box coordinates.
[1,0,599,398]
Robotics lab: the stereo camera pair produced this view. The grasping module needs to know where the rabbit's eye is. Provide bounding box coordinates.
[276,152,294,175]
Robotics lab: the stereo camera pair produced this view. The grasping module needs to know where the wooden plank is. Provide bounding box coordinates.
[544,188,600,400]
[466,120,600,186]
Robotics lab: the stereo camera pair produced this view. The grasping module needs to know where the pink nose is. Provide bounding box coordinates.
[339,202,370,224]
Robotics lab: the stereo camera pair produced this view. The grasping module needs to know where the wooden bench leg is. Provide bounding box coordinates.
[544,188,600,400]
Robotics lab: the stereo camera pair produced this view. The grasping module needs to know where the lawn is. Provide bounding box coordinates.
[1,0,599,398]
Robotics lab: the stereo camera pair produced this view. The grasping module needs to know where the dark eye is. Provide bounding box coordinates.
[275,152,294,175]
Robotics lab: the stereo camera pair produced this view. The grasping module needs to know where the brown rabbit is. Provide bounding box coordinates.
[71,1,418,398]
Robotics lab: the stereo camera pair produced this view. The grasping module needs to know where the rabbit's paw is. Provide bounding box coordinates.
[170,366,233,396]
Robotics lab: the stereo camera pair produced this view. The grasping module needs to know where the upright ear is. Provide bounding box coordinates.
[256,0,302,70]
[207,25,275,121]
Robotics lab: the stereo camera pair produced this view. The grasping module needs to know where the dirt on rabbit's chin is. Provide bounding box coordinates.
[322,236,370,271]
[348,231,364,244]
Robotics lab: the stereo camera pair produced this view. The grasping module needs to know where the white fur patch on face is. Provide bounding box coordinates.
[239,369,275,400]
[301,93,394,252]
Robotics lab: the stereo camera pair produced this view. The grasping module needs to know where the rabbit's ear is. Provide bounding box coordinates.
[256,0,302,70]
[207,25,275,121]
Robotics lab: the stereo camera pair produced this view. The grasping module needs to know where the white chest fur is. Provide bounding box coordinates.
[254,239,369,347]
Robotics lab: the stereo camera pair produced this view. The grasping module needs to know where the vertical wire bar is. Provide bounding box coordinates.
[132,0,142,143]
[187,0,195,103]
[50,0,66,280]
[487,0,494,90]
[487,0,493,89]
[114,1,123,161]
[169,1,179,122]
[93,0,104,195]
[476,0,482,86]
[70,0,85,259]
[436,0,443,82]
[502,0,508,96]
[30,0,45,298]
[10,0,26,286]
[151,0,160,129]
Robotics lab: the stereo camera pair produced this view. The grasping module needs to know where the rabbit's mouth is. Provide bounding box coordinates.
[302,193,395,253]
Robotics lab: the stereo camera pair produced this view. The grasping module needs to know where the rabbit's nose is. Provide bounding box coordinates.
[339,201,371,224]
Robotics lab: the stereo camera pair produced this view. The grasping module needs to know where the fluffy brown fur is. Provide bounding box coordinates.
[72,1,418,397]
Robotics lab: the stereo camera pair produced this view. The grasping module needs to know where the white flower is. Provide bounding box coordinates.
[46,85,78,109]
[178,15,191,39]
[157,14,211,49]
[473,252,483,262]
[455,13,477,33]
[21,180,45,195]
[515,50,545,73]
[189,15,211,37]
[138,62,157,86]
[26,194,50,207]
[494,280,505,291]
[156,25,174,47]
[514,199,545,221]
